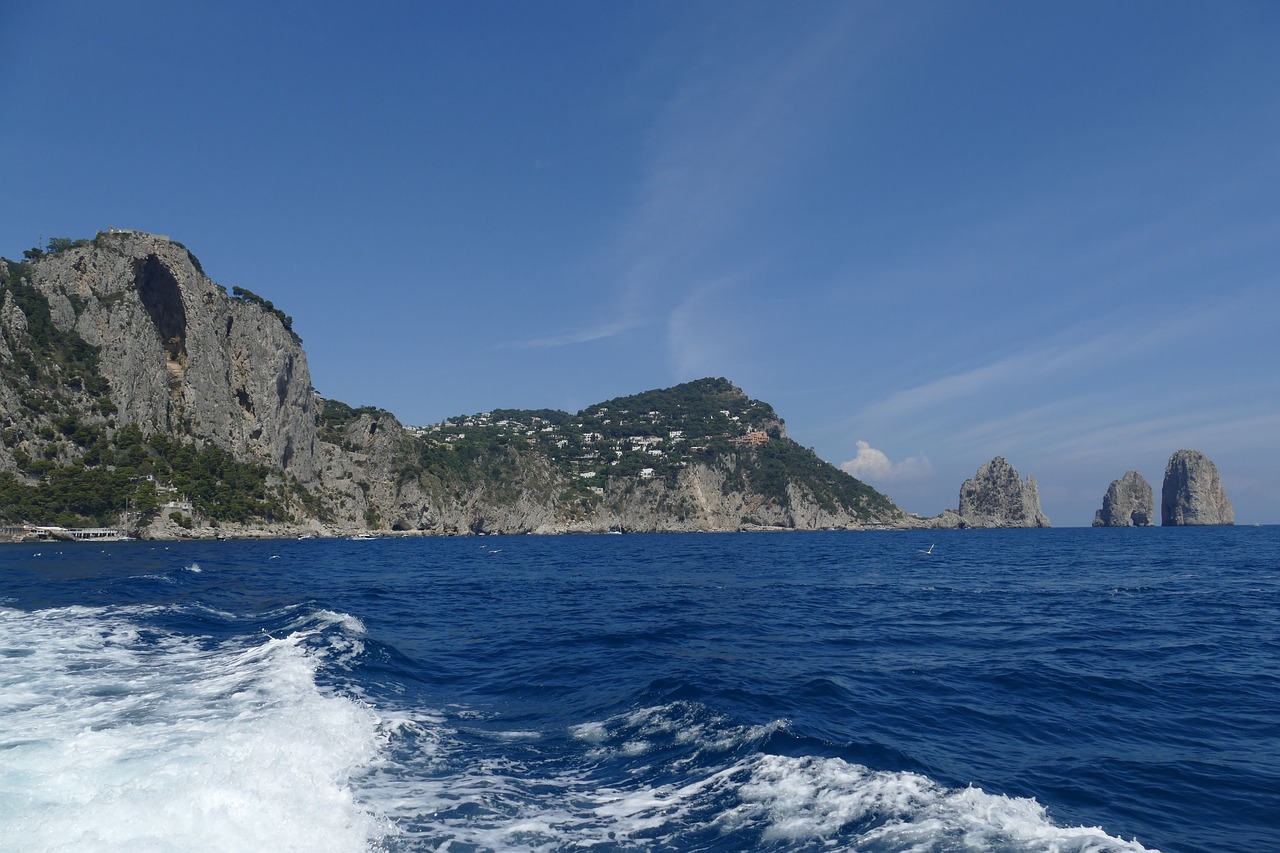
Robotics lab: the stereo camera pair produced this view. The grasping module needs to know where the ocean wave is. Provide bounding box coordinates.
[355,700,1158,852]
[0,605,388,852]
[727,754,1156,852]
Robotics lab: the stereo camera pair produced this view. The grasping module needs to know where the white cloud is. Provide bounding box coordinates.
[840,440,932,483]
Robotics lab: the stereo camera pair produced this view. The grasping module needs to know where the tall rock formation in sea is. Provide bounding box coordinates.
[1093,471,1154,527]
[1161,450,1234,526]
[956,456,1050,528]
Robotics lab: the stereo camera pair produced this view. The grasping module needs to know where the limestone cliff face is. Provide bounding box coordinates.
[326,416,913,535]
[318,410,568,535]
[595,462,904,533]
[0,294,28,473]
[24,232,318,479]
[956,457,1050,528]
[1093,471,1154,527]
[1161,450,1233,526]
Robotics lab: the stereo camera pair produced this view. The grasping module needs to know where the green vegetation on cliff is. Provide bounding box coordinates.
[1,260,109,399]
[316,398,393,449]
[231,285,301,343]
[20,236,93,260]
[0,425,288,528]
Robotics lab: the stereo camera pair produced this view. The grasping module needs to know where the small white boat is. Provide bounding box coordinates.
[349,533,377,541]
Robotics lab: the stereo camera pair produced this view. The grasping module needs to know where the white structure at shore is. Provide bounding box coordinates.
[1,525,126,542]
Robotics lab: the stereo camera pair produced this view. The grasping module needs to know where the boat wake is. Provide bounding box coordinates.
[0,605,387,852]
[361,700,1158,852]
[1,604,1159,852]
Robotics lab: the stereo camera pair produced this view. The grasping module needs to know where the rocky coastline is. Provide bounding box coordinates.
[0,232,1240,539]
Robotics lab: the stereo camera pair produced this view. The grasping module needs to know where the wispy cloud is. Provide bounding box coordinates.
[665,276,737,377]
[947,389,1280,464]
[492,12,877,358]
[583,7,889,357]
[496,318,644,350]
[489,9,894,365]
[852,296,1243,432]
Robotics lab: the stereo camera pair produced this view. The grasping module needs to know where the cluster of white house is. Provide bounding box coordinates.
[405,406,770,487]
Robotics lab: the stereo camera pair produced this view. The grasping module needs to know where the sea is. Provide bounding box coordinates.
[1,527,1276,853]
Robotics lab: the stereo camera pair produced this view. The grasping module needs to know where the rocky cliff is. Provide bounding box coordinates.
[956,456,1050,528]
[6,231,318,479]
[2,233,913,537]
[1161,450,1233,526]
[1093,471,1154,527]
[312,389,912,536]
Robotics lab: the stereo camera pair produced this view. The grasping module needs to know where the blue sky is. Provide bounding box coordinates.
[3,1,1278,525]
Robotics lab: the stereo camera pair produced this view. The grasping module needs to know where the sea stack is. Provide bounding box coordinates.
[1161,450,1234,526]
[957,457,1050,528]
[1093,471,1154,527]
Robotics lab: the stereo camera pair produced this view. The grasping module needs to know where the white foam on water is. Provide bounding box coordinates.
[303,608,367,636]
[568,720,607,742]
[285,608,368,668]
[360,702,1160,852]
[724,754,1160,852]
[577,753,1161,852]
[0,606,389,853]
[571,701,785,762]
[620,739,652,755]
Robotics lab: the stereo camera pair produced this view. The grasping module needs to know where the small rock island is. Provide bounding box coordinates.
[953,456,1050,528]
[1161,449,1234,526]
[1093,471,1154,527]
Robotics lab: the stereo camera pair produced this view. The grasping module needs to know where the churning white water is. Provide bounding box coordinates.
[0,605,386,853]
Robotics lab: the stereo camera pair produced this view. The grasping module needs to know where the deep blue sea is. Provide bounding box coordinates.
[2,527,1277,852]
